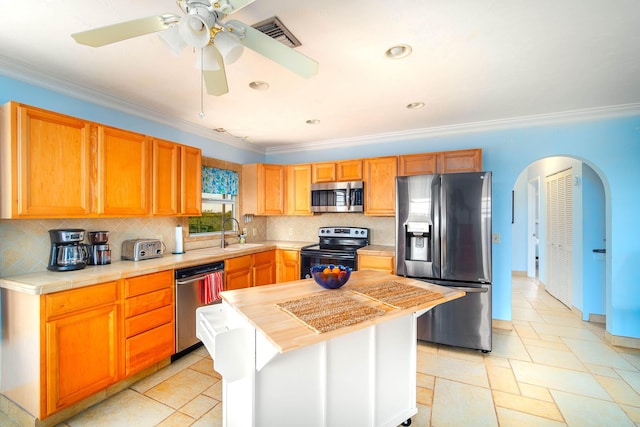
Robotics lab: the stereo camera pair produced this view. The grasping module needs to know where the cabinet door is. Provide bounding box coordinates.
[97,126,150,216]
[398,153,438,176]
[336,159,363,181]
[311,162,336,183]
[364,156,397,216]
[439,149,482,173]
[253,250,276,286]
[258,164,286,215]
[152,138,179,216]
[287,164,312,215]
[4,103,93,217]
[180,145,202,215]
[277,249,300,283]
[45,300,119,416]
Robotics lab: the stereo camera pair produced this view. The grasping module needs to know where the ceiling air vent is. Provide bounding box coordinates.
[251,16,301,48]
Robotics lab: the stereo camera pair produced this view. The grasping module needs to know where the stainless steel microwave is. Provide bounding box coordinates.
[310,181,364,212]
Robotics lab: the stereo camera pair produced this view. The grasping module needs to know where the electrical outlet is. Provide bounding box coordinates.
[156,234,163,243]
[288,227,294,236]
[492,233,501,243]
[242,228,248,236]
[252,228,257,236]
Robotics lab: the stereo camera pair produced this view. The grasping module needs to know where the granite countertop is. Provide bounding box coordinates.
[0,240,313,295]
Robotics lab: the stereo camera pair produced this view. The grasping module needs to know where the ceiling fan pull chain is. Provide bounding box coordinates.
[199,47,206,118]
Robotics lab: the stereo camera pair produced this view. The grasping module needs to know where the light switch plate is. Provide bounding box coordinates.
[492,233,501,243]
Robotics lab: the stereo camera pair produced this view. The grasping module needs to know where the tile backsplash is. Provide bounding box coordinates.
[0,213,393,277]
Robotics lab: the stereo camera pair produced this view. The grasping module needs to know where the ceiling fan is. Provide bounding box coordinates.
[71,0,319,96]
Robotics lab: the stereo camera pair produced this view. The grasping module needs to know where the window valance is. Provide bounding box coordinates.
[202,166,238,195]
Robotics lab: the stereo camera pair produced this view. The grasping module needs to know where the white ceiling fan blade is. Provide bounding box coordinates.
[213,0,256,15]
[227,19,319,79]
[72,14,180,47]
[203,48,229,96]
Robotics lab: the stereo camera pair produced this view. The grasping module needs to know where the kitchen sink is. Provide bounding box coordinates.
[223,243,264,251]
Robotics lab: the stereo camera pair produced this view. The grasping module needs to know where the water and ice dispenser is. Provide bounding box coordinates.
[405,221,431,262]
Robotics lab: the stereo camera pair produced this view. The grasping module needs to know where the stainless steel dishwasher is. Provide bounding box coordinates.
[174,261,224,355]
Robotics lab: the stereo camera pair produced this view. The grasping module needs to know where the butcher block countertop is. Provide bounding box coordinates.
[220,270,464,354]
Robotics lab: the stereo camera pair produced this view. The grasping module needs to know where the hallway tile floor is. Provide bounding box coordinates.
[3,276,639,426]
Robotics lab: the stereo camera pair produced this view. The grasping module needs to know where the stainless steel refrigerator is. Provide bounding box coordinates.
[396,172,492,352]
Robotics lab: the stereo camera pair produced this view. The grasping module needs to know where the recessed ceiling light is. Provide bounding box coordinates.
[406,102,425,110]
[385,44,412,59]
[249,81,270,90]
[306,119,320,125]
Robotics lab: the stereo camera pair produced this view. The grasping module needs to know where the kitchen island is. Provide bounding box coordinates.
[196,270,464,427]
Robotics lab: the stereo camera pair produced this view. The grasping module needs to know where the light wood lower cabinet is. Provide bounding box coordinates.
[123,271,174,377]
[43,281,120,417]
[358,254,396,274]
[225,255,253,290]
[277,249,300,283]
[253,250,276,286]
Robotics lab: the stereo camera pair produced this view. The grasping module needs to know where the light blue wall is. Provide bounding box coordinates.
[269,117,640,340]
[0,75,265,164]
[2,75,639,339]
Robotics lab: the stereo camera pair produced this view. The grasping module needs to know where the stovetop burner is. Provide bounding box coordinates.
[302,227,369,253]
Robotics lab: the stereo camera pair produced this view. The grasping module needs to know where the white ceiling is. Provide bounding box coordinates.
[1,0,639,153]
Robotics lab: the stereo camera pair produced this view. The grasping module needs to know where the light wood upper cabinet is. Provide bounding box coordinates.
[439,148,482,173]
[96,126,151,216]
[398,149,482,176]
[286,164,312,216]
[152,138,179,216]
[364,156,397,216]
[311,162,336,183]
[336,159,363,181]
[0,102,93,218]
[180,145,202,216]
[398,153,438,176]
[242,163,286,215]
[312,159,363,183]
[43,281,120,417]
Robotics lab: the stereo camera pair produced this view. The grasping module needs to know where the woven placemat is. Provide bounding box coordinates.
[275,291,385,334]
[350,281,444,309]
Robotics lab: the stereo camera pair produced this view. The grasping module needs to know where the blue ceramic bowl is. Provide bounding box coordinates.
[311,265,351,289]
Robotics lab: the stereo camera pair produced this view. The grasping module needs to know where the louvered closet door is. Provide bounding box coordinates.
[546,168,573,307]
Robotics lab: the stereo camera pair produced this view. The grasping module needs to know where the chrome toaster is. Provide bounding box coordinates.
[121,239,164,261]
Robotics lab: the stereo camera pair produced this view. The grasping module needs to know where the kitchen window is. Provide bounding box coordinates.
[188,167,239,235]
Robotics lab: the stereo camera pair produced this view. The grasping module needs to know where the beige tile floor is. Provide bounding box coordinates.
[4,276,640,426]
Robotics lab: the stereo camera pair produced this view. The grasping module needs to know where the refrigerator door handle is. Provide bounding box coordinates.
[449,286,489,293]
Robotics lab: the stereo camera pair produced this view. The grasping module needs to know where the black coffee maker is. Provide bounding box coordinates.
[47,229,89,271]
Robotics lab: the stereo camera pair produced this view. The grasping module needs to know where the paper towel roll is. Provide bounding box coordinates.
[175,226,184,253]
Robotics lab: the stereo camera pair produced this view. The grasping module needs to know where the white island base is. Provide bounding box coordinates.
[198,300,429,427]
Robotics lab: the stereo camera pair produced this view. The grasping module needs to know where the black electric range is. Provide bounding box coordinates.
[300,226,369,279]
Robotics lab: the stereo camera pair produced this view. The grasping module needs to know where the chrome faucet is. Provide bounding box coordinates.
[221,217,241,248]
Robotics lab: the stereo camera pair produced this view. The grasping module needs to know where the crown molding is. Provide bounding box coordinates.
[0,55,265,155]
[3,55,639,157]
[266,103,640,154]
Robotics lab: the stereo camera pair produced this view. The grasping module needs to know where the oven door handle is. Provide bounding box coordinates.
[176,271,223,285]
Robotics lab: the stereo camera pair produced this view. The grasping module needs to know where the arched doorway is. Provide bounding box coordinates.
[511,156,608,324]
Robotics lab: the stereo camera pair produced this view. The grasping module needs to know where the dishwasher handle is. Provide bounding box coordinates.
[176,270,223,285]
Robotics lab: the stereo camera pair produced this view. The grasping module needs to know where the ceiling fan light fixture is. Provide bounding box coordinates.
[214,31,244,64]
[249,81,269,90]
[158,25,186,56]
[385,44,412,59]
[179,14,212,48]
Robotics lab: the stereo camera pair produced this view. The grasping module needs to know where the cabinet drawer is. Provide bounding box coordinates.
[125,304,173,338]
[358,254,395,273]
[124,270,173,298]
[125,322,174,376]
[45,281,118,318]
[225,254,252,272]
[124,287,173,318]
[254,250,275,265]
